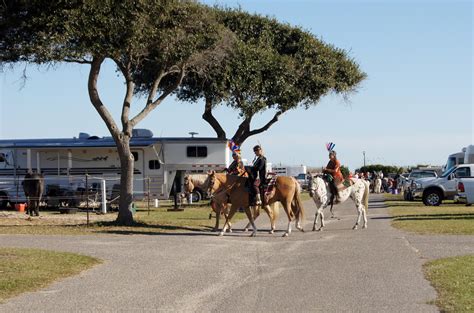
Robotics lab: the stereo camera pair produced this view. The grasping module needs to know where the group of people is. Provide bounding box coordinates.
[225,145,345,205]
[225,145,267,205]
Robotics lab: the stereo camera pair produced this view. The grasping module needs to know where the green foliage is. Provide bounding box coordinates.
[172,7,366,142]
[357,164,402,175]
[1,0,223,80]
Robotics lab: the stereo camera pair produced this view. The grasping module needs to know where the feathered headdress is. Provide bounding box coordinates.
[228,140,241,155]
[326,142,336,152]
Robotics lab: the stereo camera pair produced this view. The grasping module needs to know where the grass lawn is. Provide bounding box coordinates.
[424,255,474,313]
[0,248,100,303]
[0,201,246,236]
[0,191,313,236]
[385,195,474,235]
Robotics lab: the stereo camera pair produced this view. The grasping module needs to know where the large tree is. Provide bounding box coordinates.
[172,9,367,145]
[0,0,226,225]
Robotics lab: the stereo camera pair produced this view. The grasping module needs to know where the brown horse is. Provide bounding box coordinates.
[183,174,232,232]
[22,172,44,216]
[205,172,305,237]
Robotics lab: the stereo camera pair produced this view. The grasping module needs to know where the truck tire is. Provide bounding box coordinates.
[423,189,443,206]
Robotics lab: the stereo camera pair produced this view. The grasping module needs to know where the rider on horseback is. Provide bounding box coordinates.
[323,150,343,204]
[250,145,267,206]
[226,152,246,176]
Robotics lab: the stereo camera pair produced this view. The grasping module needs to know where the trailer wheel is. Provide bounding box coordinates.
[0,192,9,209]
[191,190,202,203]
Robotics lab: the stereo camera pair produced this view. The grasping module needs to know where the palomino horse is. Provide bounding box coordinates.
[22,172,44,216]
[205,172,305,237]
[308,174,370,231]
[183,174,232,232]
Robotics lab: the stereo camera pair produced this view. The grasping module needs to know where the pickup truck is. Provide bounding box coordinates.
[402,169,439,201]
[456,177,474,204]
[411,164,474,206]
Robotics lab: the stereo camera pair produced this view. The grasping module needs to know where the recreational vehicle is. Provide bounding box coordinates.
[0,129,230,208]
[444,145,474,172]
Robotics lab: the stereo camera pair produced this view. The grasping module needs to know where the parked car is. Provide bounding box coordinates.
[411,164,474,206]
[295,173,310,190]
[402,170,439,201]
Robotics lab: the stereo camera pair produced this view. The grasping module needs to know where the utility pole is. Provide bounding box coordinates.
[363,151,366,167]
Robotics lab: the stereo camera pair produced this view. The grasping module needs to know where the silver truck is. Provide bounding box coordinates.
[455,177,474,205]
[411,164,474,206]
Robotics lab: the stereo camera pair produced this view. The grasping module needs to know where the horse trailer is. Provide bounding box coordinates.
[0,129,231,208]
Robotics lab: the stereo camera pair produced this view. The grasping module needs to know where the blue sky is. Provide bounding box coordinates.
[1,0,472,170]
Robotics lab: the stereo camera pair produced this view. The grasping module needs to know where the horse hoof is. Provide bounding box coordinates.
[269,230,274,234]
[362,225,367,229]
[282,233,289,237]
[298,227,304,232]
[228,228,233,233]
[317,228,323,232]
[250,232,257,237]
[312,227,316,231]
[352,226,358,230]
[243,228,248,233]
[218,232,225,236]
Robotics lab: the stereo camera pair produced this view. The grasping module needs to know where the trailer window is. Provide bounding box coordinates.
[132,152,139,162]
[187,146,207,158]
[149,160,161,170]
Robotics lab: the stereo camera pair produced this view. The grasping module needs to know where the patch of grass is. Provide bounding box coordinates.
[385,195,474,235]
[0,248,100,302]
[424,255,474,312]
[0,204,246,236]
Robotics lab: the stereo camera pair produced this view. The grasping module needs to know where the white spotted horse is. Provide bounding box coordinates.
[308,174,370,231]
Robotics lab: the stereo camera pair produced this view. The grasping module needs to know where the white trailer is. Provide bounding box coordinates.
[444,145,474,172]
[0,129,230,208]
[272,165,307,177]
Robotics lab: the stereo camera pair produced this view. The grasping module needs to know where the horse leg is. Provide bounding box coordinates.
[261,204,275,234]
[352,196,363,230]
[244,205,260,232]
[219,206,237,236]
[362,205,368,229]
[330,202,335,218]
[212,202,219,232]
[243,206,257,237]
[282,200,293,237]
[312,209,319,231]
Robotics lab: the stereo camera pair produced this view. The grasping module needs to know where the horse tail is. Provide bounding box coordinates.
[293,179,305,222]
[363,180,370,214]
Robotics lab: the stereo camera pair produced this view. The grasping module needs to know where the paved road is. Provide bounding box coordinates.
[1,194,473,312]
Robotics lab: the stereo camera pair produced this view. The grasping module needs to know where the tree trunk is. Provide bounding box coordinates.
[202,98,226,139]
[115,136,135,225]
[231,111,283,145]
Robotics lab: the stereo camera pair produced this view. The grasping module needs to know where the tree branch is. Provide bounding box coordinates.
[202,97,226,139]
[233,111,283,144]
[130,64,186,127]
[113,58,134,136]
[88,56,120,140]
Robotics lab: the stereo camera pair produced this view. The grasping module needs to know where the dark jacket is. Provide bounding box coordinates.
[252,155,267,182]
